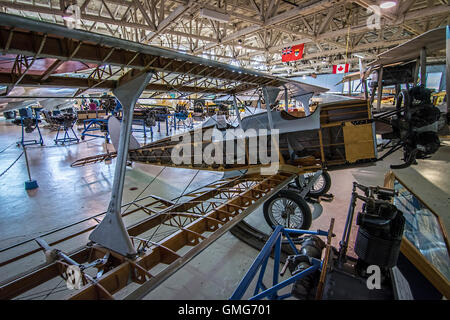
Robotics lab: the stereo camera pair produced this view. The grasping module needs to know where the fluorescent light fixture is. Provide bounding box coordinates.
[200,8,230,23]
[353,53,365,59]
[380,1,396,9]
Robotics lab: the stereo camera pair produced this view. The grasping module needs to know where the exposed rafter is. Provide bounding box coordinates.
[0,0,447,76]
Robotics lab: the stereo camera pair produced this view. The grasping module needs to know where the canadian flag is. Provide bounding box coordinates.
[333,64,349,74]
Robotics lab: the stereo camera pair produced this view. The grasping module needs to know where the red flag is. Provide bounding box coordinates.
[332,64,349,74]
[282,44,304,62]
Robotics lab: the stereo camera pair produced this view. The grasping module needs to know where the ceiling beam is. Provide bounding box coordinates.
[267,38,406,66]
[193,0,337,54]
[0,0,447,76]
[0,72,237,94]
[0,22,285,88]
[317,6,338,35]
[132,0,156,30]
[141,3,195,43]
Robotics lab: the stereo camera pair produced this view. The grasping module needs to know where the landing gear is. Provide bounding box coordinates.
[295,170,331,196]
[263,190,312,231]
[263,170,333,232]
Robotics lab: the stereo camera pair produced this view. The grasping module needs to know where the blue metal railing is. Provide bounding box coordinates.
[230,225,328,300]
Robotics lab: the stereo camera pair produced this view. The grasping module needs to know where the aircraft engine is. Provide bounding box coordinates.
[376,86,442,169]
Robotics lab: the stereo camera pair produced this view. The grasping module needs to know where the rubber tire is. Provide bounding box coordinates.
[263,189,312,231]
[295,170,331,197]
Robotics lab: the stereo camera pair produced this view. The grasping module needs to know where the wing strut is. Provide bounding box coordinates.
[88,71,154,257]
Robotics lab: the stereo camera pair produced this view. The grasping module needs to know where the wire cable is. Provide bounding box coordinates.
[0,142,15,154]
[0,151,23,178]
[145,169,201,244]
[120,166,166,215]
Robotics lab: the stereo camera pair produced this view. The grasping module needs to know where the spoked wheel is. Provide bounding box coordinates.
[263,190,312,233]
[295,170,331,197]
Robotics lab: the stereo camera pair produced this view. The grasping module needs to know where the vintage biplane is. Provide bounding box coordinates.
[0,13,442,300]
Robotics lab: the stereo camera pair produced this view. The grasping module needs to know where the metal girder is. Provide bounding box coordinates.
[247,3,449,73]
[396,0,417,16]
[2,34,47,95]
[267,39,405,69]
[0,13,330,94]
[132,0,157,31]
[317,6,338,35]
[143,2,193,42]
[80,0,92,12]
[321,4,450,40]
[40,59,64,81]
[194,0,337,54]
[0,0,448,76]
[252,4,450,58]
[0,13,287,87]
[0,0,447,77]
[0,73,235,94]
[0,0,217,49]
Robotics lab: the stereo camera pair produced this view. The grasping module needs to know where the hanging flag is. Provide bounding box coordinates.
[282,47,292,56]
[281,44,304,62]
[333,64,349,74]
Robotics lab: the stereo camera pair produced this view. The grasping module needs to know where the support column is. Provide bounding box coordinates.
[446,25,449,114]
[363,79,368,100]
[261,86,284,172]
[89,71,153,257]
[262,86,281,131]
[420,47,427,86]
[293,93,313,116]
[376,67,383,112]
[233,95,242,127]
[369,84,376,108]
[359,58,368,100]
[394,84,401,105]
[413,58,420,85]
[283,85,289,112]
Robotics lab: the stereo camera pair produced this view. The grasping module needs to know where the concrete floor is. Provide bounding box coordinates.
[0,116,448,299]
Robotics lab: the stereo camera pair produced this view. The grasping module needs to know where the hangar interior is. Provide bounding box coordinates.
[0,0,449,301]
